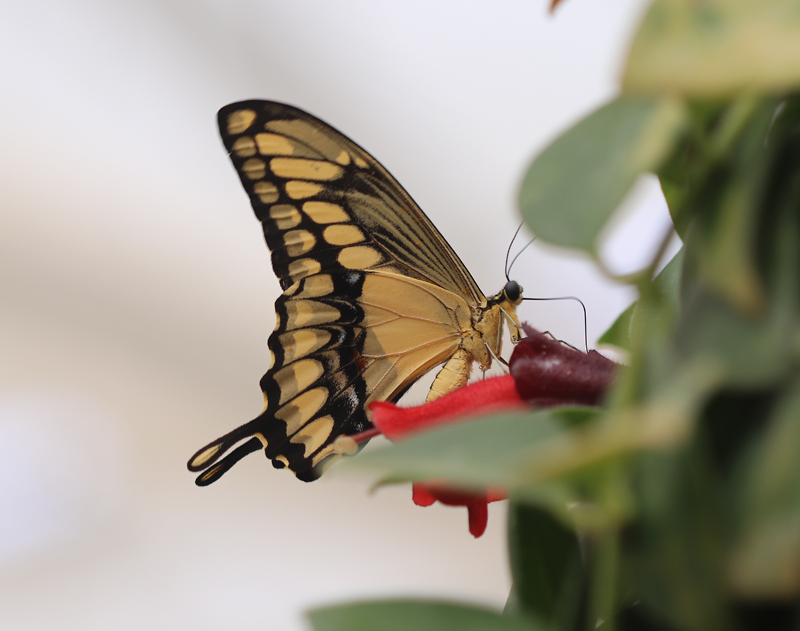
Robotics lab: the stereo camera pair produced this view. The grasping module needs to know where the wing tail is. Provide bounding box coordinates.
[187,420,264,486]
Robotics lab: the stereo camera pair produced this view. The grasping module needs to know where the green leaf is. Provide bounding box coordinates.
[518,96,686,252]
[627,434,731,631]
[598,248,684,352]
[623,0,800,97]
[597,302,635,352]
[674,289,792,388]
[629,249,684,342]
[678,98,778,316]
[308,599,545,631]
[343,408,600,490]
[507,503,585,626]
[675,162,800,387]
[730,378,800,598]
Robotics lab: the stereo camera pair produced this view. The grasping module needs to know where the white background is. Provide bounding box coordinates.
[0,1,674,629]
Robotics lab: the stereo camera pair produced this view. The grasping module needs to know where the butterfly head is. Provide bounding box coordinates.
[483,279,524,348]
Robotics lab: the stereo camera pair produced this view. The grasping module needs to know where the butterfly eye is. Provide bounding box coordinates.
[504,280,522,302]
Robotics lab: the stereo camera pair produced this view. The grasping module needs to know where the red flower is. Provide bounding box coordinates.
[369,373,527,440]
[367,325,618,537]
[369,374,523,537]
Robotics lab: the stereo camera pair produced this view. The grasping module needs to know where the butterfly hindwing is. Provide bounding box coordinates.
[188,100,489,483]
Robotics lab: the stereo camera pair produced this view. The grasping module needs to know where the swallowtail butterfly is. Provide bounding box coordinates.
[188,101,523,484]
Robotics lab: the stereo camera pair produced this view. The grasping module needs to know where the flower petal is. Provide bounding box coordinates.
[411,482,437,507]
[370,375,526,440]
[411,482,506,538]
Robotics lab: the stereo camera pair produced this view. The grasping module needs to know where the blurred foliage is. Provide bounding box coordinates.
[311,1,800,629]
[308,600,545,631]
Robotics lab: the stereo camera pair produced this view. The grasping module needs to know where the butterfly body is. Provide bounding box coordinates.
[188,101,522,484]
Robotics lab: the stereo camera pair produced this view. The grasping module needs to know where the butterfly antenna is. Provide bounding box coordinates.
[505,222,524,281]
[507,236,537,280]
[523,295,589,353]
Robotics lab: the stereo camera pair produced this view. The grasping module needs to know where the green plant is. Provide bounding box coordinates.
[309,1,800,629]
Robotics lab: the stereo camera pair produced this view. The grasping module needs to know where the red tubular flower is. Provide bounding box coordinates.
[368,324,618,538]
[369,373,527,440]
[370,374,522,537]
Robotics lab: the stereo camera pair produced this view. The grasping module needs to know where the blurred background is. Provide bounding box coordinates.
[0,1,675,629]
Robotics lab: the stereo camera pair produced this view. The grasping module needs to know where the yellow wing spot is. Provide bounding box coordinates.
[274,358,325,405]
[335,150,351,166]
[242,158,267,180]
[310,433,361,467]
[289,415,335,457]
[338,246,383,269]
[354,156,368,169]
[283,280,300,296]
[285,181,324,200]
[269,349,276,370]
[270,157,344,181]
[298,274,334,298]
[274,313,281,332]
[269,204,301,229]
[275,455,290,467]
[285,300,340,329]
[198,464,223,484]
[227,109,257,135]
[302,201,349,224]
[323,224,365,246]
[274,387,328,435]
[189,444,221,469]
[279,328,331,363]
[287,257,321,281]
[253,181,280,204]
[255,132,296,156]
[254,432,268,448]
[232,136,257,157]
[311,444,336,467]
[283,229,316,257]
[332,434,360,456]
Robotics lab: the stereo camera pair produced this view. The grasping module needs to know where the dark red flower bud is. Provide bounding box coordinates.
[510,323,617,407]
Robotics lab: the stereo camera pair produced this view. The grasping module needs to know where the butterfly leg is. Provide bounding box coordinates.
[426,348,473,402]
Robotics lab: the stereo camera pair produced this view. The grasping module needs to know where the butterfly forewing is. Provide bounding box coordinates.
[188,100,487,483]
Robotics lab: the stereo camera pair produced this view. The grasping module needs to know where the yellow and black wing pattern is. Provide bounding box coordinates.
[188,100,488,484]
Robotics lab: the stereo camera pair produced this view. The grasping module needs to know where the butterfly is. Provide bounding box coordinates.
[188,100,524,485]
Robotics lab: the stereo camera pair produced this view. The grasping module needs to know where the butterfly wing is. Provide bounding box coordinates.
[188,100,486,483]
